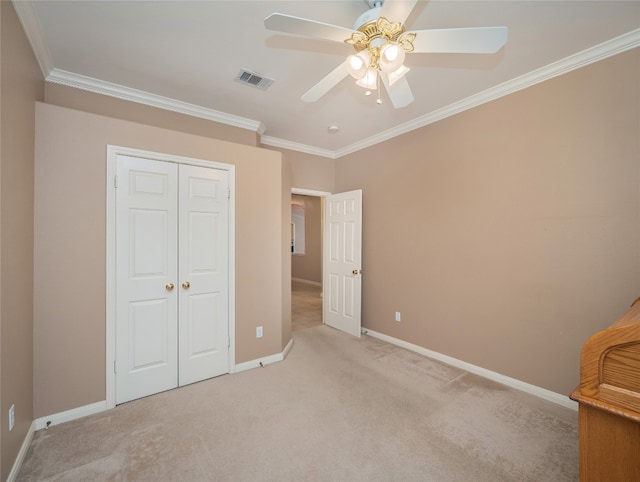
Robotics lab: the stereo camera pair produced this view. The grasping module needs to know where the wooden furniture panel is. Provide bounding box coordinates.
[571,299,640,481]
[578,405,640,480]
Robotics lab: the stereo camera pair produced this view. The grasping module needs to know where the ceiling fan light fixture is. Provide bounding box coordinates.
[265,4,510,109]
[356,67,378,90]
[379,43,405,73]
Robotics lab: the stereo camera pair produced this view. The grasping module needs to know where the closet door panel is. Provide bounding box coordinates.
[116,155,179,404]
[178,164,229,386]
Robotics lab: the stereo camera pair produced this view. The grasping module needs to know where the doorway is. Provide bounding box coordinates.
[291,189,327,332]
[290,188,363,337]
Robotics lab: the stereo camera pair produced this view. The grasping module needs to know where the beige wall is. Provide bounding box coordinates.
[0,2,44,479]
[291,195,322,284]
[335,48,640,396]
[266,146,335,193]
[45,83,260,147]
[33,102,288,418]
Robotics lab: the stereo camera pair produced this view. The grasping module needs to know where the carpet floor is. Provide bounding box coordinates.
[18,324,578,481]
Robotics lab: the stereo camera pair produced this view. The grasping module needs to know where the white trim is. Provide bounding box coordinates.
[34,401,108,431]
[282,337,294,359]
[15,2,638,159]
[261,136,336,159]
[227,167,237,375]
[106,147,117,409]
[235,353,284,373]
[234,338,294,372]
[6,421,36,482]
[335,29,640,158]
[292,188,331,197]
[11,0,54,76]
[47,69,266,135]
[106,145,236,408]
[363,328,578,411]
[292,277,322,287]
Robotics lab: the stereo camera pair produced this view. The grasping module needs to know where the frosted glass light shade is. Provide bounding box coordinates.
[387,65,410,86]
[356,68,378,90]
[379,44,406,73]
[346,50,371,80]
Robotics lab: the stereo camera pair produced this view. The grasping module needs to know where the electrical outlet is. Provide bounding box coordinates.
[395,312,401,322]
[256,326,263,338]
[9,404,15,431]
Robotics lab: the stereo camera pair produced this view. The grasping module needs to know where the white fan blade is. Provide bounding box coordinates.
[380,0,418,25]
[381,72,414,108]
[264,13,355,43]
[301,61,349,103]
[411,26,508,54]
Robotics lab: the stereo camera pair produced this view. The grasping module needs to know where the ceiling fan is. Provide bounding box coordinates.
[264,0,508,108]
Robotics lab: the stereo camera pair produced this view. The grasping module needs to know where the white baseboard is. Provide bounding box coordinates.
[292,277,321,287]
[283,337,294,359]
[15,340,295,476]
[7,421,36,482]
[363,328,578,411]
[235,337,294,373]
[29,340,296,436]
[34,400,109,431]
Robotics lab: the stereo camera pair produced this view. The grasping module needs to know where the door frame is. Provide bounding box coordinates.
[106,145,236,409]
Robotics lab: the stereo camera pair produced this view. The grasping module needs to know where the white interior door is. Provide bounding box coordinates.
[116,156,179,403]
[178,165,229,385]
[323,190,362,337]
[115,155,230,404]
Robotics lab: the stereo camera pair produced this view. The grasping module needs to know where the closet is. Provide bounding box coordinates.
[115,154,229,403]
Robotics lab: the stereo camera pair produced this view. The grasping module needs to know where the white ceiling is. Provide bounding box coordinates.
[16,1,640,158]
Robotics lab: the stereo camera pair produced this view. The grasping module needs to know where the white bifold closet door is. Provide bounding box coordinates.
[115,155,229,404]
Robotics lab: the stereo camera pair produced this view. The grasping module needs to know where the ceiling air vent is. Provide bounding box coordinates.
[234,69,274,90]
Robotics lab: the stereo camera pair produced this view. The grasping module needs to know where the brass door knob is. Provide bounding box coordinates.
[352,269,361,275]
[165,283,175,291]
[182,281,191,289]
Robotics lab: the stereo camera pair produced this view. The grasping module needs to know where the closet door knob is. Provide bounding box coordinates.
[182,281,191,289]
[165,283,175,291]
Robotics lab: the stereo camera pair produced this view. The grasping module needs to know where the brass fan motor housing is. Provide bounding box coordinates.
[345,16,416,53]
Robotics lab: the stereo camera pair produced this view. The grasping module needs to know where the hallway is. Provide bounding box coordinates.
[291,280,322,331]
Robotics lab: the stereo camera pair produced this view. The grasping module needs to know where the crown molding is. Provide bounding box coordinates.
[18,0,638,160]
[333,28,640,158]
[260,136,336,159]
[12,0,54,76]
[46,69,266,134]
[292,188,332,197]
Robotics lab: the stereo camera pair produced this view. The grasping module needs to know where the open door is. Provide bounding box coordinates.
[323,190,362,337]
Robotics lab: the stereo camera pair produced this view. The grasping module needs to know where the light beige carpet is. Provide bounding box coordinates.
[291,281,322,332]
[18,325,578,481]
